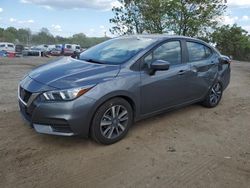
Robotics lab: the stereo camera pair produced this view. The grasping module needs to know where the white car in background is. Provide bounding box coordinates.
[35,44,48,52]
[0,42,15,53]
[62,44,74,55]
[47,45,56,52]
[72,44,81,53]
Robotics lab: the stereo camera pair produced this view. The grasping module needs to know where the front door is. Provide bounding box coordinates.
[140,40,196,115]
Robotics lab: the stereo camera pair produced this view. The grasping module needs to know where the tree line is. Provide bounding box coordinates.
[0,27,109,48]
[110,0,250,61]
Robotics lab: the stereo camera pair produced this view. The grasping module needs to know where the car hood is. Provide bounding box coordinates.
[28,57,120,89]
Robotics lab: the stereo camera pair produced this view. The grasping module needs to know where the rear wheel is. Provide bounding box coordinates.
[202,82,223,108]
[91,98,133,145]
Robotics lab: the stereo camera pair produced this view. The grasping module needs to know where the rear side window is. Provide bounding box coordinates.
[144,41,181,66]
[187,42,212,61]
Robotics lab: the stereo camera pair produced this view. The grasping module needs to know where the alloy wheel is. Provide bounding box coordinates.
[209,83,222,106]
[100,105,129,139]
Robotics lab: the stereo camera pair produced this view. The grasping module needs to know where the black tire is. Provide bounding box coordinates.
[91,97,133,145]
[202,82,223,108]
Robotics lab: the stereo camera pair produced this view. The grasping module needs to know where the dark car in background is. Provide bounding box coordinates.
[18,35,231,144]
[15,44,24,57]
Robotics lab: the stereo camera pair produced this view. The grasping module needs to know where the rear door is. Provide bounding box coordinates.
[184,41,219,100]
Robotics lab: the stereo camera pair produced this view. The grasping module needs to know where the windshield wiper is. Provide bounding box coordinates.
[82,58,104,64]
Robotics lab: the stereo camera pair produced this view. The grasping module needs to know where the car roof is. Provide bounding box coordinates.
[116,34,204,43]
[0,42,15,45]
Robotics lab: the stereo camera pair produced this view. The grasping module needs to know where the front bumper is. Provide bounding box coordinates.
[33,124,74,136]
[18,89,97,137]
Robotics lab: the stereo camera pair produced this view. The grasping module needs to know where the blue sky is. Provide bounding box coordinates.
[0,0,250,37]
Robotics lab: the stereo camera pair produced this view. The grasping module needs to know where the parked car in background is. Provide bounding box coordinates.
[0,42,15,53]
[50,44,62,56]
[22,46,46,57]
[62,44,74,56]
[37,44,48,50]
[47,45,56,53]
[0,50,7,57]
[15,44,24,57]
[71,44,81,59]
[72,44,81,53]
[18,35,231,144]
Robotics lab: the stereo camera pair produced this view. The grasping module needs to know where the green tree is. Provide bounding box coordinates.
[16,28,32,45]
[32,28,55,44]
[0,28,5,41]
[138,0,170,33]
[0,26,109,48]
[212,24,250,61]
[110,0,227,37]
[69,33,87,46]
[110,0,144,35]
[167,0,226,36]
[2,27,18,42]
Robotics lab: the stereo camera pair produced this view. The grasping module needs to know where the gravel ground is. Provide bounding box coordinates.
[0,57,249,188]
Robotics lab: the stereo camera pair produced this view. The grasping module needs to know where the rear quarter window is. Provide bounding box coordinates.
[187,42,212,62]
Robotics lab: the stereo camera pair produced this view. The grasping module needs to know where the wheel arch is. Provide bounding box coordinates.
[87,91,137,137]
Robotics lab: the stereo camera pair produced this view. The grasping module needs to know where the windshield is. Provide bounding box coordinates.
[80,37,157,65]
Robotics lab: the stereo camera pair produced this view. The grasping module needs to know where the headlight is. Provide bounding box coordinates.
[42,86,93,101]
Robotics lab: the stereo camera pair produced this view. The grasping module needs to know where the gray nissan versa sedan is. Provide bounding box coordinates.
[18,35,231,144]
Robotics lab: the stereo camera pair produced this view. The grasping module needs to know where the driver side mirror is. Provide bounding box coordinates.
[149,60,170,75]
[219,56,231,64]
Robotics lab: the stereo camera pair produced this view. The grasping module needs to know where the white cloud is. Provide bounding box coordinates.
[9,17,35,24]
[220,16,239,25]
[242,15,249,21]
[243,25,250,33]
[9,18,17,22]
[227,0,250,7]
[89,28,95,33]
[51,24,62,32]
[99,25,107,35]
[99,25,105,29]
[20,0,121,11]
[0,8,3,12]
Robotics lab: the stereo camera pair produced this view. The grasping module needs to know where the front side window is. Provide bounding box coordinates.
[144,41,181,66]
[187,42,212,62]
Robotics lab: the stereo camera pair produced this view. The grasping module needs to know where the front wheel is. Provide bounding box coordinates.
[91,98,133,145]
[202,82,223,108]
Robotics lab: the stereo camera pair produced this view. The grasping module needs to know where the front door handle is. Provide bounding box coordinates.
[178,70,186,75]
[211,61,216,65]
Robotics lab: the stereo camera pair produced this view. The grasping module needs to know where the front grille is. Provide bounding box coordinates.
[19,101,32,122]
[19,87,32,103]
